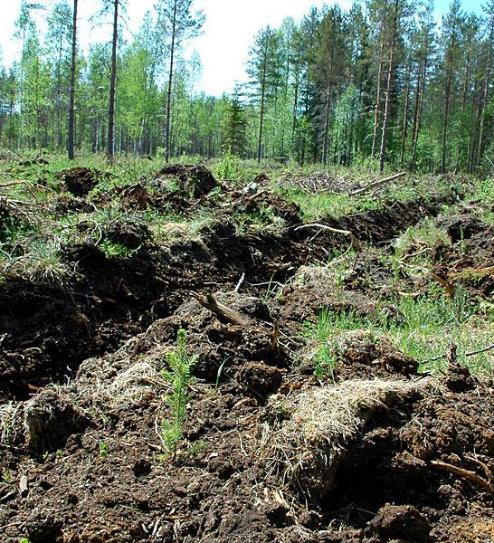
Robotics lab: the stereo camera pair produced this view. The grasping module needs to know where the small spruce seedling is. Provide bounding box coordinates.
[161,329,198,459]
[99,441,109,458]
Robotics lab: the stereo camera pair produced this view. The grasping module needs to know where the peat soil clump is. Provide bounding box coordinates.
[157,164,219,198]
[61,167,101,197]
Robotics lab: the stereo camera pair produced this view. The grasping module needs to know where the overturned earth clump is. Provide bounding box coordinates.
[61,167,100,197]
[261,379,432,500]
[158,164,218,197]
[102,219,152,249]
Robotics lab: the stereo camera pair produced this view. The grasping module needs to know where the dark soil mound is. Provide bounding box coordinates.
[442,215,487,242]
[103,220,151,249]
[432,218,494,297]
[158,164,218,197]
[61,167,99,197]
[233,191,301,226]
[120,183,154,210]
[51,195,95,215]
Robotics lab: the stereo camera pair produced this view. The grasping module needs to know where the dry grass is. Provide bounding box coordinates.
[260,378,437,499]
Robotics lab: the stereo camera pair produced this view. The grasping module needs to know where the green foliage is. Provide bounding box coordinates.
[99,240,138,259]
[161,329,198,459]
[1,468,12,483]
[99,441,109,458]
[2,0,492,172]
[305,309,367,380]
[307,287,493,377]
[215,153,241,182]
[185,439,207,458]
[222,91,247,157]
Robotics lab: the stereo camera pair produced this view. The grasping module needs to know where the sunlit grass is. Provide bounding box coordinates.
[306,289,494,377]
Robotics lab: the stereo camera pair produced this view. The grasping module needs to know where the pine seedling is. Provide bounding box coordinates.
[161,329,198,459]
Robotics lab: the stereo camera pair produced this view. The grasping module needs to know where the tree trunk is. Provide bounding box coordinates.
[322,89,331,164]
[411,45,428,169]
[67,0,78,160]
[107,0,119,162]
[400,58,411,165]
[257,42,269,163]
[292,75,299,145]
[164,0,177,163]
[371,39,384,157]
[442,67,453,173]
[379,0,400,173]
[476,18,493,170]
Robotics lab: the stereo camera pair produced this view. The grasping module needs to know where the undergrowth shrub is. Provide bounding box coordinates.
[215,153,240,182]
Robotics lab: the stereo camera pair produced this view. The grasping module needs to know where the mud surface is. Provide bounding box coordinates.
[1,174,493,543]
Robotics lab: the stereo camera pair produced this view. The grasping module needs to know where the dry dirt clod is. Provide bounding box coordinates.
[365,504,431,542]
[237,362,283,396]
[25,510,63,543]
[23,390,93,453]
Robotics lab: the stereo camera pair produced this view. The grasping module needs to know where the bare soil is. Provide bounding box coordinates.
[1,172,492,543]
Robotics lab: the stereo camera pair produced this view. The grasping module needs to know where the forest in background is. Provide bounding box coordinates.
[0,0,493,173]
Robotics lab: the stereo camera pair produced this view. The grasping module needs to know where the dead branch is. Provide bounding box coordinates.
[234,272,246,293]
[422,343,494,364]
[0,181,27,190]
[349,171,407,196]
[245,189,267,203]
[294,223,362,253]
[431,459,494,494]
[464,344,494,357]
[294,223,352,237]
[465,454,494,482]
[270,321,280,352]
[190,292,250,326]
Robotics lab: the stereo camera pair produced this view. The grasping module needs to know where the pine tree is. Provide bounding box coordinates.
[155,0,204,162]
[312,6,349,164]
[247,26,282,162]
[222,89,247,156]
[439,0,464,173]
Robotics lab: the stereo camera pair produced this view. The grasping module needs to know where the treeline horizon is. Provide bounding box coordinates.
[0,0,493,173]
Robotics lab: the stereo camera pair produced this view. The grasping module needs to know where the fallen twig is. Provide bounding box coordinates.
[294,223,362,253]
[422,343,494,365]
[294,223,353,236]
[190,292,250,326]
[431,459,494,494]
[234,272,246,293]
[349,171,407,196]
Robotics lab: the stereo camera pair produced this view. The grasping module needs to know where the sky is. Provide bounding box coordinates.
[0,0,486,96]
